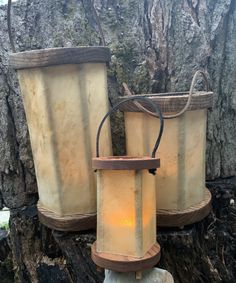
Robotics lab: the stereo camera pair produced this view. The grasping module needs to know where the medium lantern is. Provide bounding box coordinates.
[91,97,164,273]
[9,47,112,231]
[119,71,213,227]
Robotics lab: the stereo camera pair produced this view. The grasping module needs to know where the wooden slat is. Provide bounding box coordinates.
[9,47,111,69]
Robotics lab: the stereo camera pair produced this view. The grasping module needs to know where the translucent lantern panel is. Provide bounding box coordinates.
[125,110,207,210]
[18,63,112,216]
[97,169,156,258]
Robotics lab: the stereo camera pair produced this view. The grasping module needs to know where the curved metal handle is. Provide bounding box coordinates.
[96,96,164,158]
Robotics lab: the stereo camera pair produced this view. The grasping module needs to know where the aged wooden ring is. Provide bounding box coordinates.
[157,189,212,227]
[118,91,213,112]
[9,47,111,69]
[92,156,160,170]
[37,204,96,231]
[91,242,161,272]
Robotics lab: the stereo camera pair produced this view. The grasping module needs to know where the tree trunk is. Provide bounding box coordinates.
[0,0,235,282]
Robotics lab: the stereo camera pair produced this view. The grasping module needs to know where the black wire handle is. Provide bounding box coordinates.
[96,96,164,159]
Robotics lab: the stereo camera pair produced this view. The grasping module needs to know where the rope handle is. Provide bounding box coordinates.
[123,70,210,119]
[96,96,164,158]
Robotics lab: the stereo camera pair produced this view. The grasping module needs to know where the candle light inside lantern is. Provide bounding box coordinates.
[97,169,156,258]
[91,95,163,273]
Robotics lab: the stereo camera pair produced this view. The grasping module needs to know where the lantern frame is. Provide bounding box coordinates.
[118,71,213,228]
[91,96,164,272]
[9,47,112,231]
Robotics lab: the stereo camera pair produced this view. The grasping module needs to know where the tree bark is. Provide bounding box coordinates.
[0,0,235,282]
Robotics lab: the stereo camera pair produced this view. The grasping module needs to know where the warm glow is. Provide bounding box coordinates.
[103,209,153,228]
[96,168,156,257]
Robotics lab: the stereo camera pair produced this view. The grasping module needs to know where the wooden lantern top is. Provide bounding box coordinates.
[9,46,111,70]
[92,156,160,170]
[118,91,213,112]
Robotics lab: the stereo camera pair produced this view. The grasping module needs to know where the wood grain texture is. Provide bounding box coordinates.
[9,47,111,69]
[157,189,212,227]
[93,156,160,170]
[38,204,96,231]
[118,91,213,113]
[91,242,161,272]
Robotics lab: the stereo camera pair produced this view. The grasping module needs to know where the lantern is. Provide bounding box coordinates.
[119,71,213,227]
[9,47,112,231]
[91,97,164,273]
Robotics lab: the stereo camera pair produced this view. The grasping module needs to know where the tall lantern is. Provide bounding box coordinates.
[9,47,112,231]
[119,71,213,227]
[91,97,164,274]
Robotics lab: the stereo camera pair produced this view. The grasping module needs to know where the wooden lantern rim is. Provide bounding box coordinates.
[91,241,161,272]
[92,156,160,170]
[118,91,214,112]
[9,46,111,70]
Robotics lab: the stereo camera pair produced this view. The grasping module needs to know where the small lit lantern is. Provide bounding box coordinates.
[9,47,112,231]
[119,71,213,227]
[91,97,164,273]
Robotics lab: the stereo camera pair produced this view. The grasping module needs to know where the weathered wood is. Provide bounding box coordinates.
[91,242,161,273]
[53,231,104,283]
[9,47,111,69]
[0,179,235,283]
[118,91,214,113]
[157,189,212,227]
[9,206,72,283]
[0,255,14,283]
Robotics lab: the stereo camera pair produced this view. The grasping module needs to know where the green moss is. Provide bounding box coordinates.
[52,32,63,47]
[109,40,139,86]
[103,0,139,33]
[133,63,152,94]
[77,20,98,46]
[104,7,119,31]
[62,1,78,20]
[109,40,152,95]
[0,222,9,231]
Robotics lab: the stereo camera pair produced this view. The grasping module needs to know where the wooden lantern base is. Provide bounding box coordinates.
[37,204,96,231]
[91,242,161,273]
[157,188,212,228]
